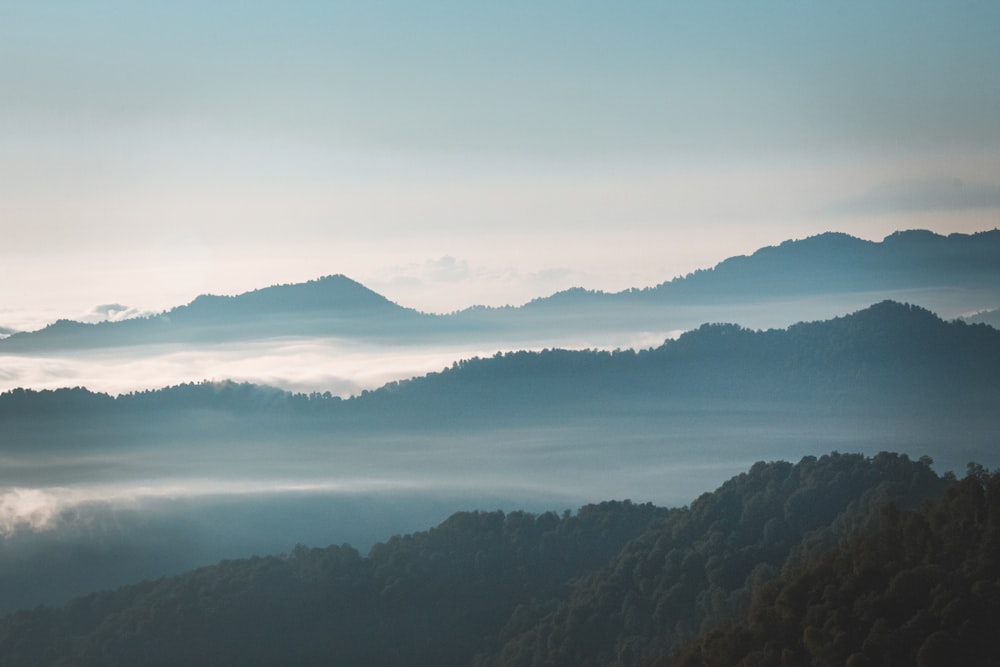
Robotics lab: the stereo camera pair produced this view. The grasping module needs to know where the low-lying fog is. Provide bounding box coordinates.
[1,288,990,397]
[1,289,996,613]
[1,401,994,613]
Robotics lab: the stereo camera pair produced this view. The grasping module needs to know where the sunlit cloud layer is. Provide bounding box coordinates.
[0,328,677,397]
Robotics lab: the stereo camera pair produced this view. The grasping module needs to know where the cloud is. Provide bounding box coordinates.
[820,179,1000,217]
[0,480,436,535]
[0,338,515,397]
[79,303,155,324]
[0,488,64,533]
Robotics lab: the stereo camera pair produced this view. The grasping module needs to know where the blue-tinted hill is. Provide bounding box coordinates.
[0,275,434,352]
[3,300,997,423]
[525,229,1000,307]
[3,229,998,353]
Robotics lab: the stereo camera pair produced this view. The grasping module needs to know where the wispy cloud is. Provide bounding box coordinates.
[81,303,155,324]
[0,339,471,397]
[0,479,441,534]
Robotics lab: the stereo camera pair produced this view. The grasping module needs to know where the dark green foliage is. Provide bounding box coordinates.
[0,453,961,667]
[0,501,666,667]
[479,452,946,667]
[671,469,1000,666]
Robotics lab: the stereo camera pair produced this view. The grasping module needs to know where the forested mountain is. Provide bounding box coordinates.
[1,301,996,618]
[671,467,1000,666]
[0,453,965,667]
[3,229,998,353]
[0,500,668,667]
[3,300,995,423]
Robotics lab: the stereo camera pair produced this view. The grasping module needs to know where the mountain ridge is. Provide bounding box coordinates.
[2,228,998,354]
[3,299,997,413]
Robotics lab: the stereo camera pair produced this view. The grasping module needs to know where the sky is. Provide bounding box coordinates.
[2,0,999,331]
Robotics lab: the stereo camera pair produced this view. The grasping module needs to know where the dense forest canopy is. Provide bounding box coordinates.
[0,452,984,667]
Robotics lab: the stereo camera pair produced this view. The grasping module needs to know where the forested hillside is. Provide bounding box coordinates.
[478,452,948,667]
[0,501,667,667]
[671,466,1000,666]
[0,453,963,666]
[2,301,997,425]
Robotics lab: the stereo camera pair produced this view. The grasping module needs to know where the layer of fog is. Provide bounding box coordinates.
[0,333,676,397]
[2,396,995,613]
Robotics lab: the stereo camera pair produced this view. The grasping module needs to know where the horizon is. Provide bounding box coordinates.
[3,2,1000,331]
[3,225,998,333]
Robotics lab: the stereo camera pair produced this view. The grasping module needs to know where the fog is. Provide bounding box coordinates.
[1,392,994,613]
[1,290,997,615]
[2,287,991,398]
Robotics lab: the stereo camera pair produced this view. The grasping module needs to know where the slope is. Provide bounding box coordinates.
[0,453,953,667]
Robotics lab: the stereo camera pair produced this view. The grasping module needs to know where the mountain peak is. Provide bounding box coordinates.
[173,274,404,320]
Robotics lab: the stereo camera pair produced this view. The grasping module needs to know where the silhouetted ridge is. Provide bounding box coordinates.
[368,300,1000,415]
[3,229,999,352]
[172,275,402,322]
[518,229,1000,308]
[0,275,429,351]
[3,301,997,419]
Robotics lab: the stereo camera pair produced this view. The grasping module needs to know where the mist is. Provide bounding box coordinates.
[2,385,994,613]
[2,286,989,398]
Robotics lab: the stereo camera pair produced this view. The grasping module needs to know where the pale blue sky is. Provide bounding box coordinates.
[2,0,999,328]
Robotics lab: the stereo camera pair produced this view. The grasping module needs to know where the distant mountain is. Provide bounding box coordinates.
[4,301,997,422]
[965,306,1000,329]
[3,229,999,353]
[644,228,1000,300]
[452,228,1000,336]
[0,452,970,667]
[522,228,1000,307]
[352,301,1000,421]
[1,303,998,622]
[0,275,435,352]
[2,300,996,498]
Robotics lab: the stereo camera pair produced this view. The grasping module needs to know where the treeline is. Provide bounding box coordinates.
[0,452,975,666]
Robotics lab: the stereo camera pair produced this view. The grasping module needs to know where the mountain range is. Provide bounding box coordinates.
[3,300,996,500]
[2,229,1000,663]
[2,229,998,353]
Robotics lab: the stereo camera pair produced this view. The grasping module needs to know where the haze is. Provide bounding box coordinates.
[3,1,1000,331]
[2,1,1000,620]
